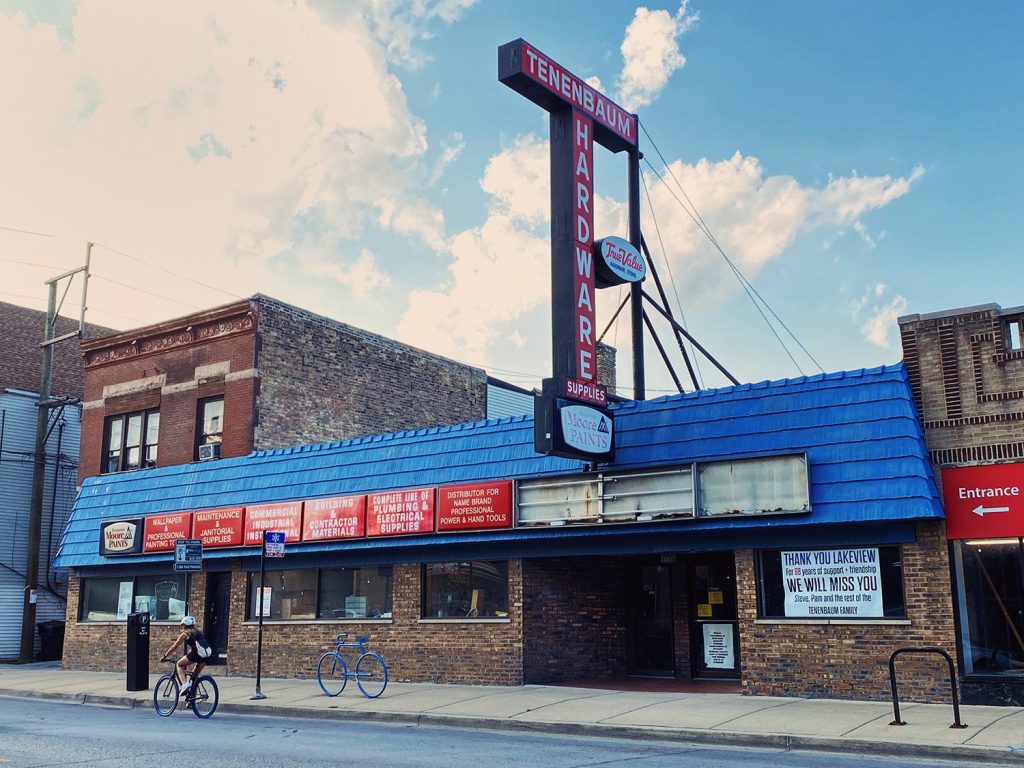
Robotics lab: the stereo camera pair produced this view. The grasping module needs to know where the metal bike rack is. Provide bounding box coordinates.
[888,646,967,728]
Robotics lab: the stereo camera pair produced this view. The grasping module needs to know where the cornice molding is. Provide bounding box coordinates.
[83,301,256,369]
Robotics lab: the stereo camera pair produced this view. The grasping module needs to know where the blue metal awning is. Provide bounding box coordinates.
[56,364,942,570]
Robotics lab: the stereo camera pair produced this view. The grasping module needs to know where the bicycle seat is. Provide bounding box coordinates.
[356,636,369,643]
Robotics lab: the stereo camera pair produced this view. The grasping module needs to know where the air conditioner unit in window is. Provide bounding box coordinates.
[198,443,221,461]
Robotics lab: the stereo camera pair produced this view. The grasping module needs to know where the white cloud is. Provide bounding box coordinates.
[395,137,630,368]
[480,135,550,226]
[617,1,698,111]
[397,136,923,379]
[396,212,549,363]
[811,165,925,228]
[308,249,391,299]
[0,1,465,327]
[859,292,908,349]
[363,0,478,69]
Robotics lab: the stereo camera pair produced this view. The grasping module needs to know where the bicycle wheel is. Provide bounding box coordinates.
[153,674,179,716]
[190,675,219,719]
[316,652,348,696]
[355,652,388,698]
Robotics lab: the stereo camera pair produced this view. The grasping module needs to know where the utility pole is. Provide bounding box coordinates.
[19,243,91,662]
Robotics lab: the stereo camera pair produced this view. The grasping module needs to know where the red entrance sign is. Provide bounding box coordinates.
[192,506,245,548]
[942,463,1024,539]
[367,487,435,537]
[437,481,513,532]
[302,495,366,541]
[143,512,193,553]
[244,501,303,545]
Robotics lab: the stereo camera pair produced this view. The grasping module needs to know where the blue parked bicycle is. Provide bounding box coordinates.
[316,633,388,698]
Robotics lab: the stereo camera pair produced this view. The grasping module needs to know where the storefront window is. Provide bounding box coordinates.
[422,561,509,619]
[954,539,1024,676]
[320,566,392,619]
[79,574,188,622]
[247,569,317,620]
[757,546,906,619]
[245,566,392,620]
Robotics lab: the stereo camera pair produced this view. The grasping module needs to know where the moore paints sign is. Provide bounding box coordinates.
[99,518,144,556]
[594,236,646,288]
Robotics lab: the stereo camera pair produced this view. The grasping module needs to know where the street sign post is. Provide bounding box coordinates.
[252,531,286,700]
[173,539,202,572]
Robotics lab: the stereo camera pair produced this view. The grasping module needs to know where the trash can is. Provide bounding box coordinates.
[36,620,66,662]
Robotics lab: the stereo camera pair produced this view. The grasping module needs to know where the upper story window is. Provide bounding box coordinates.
[104,409,159,473]
[196,397,224,458]
[1006,315,1023,351]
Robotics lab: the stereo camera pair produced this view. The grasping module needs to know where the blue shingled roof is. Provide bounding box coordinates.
[55,364,942,568]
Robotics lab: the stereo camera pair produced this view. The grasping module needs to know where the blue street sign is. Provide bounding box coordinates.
[263,530,286,558]
[174,539,202,572]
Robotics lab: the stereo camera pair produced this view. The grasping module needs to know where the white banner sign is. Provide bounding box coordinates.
[702,623,735,669]
[782,548,883,618]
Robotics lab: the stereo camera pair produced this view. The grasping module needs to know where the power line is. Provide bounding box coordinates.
[640,170,705,389]
[91,273,205,311]
[0,224,59,239]
[0,257,67,271]
[638,121,824,376]
[91,241,245,301]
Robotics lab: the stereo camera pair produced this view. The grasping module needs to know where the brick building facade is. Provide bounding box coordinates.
[57,364,959,703]
[77,295,488,484]
[899,303,1024,705]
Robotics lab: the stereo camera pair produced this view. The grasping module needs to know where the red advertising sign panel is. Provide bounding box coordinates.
[192,506,245,548]
[437,481,513,532]
[573,110,596,383]
[243,501,303,545]
[500,40,637,150]
[143,511,193,553]
[367,487,435,537]
[302,495,366,542]
[942,462,1024,539]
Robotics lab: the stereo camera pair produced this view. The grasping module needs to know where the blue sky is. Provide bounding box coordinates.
[1,1,1020,397]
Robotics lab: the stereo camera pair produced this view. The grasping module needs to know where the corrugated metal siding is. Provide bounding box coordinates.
[55,365,944,570]
[486,383,533,419]
[1,391,80,659]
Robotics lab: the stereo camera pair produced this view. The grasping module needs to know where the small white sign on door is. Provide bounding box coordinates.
[703,623,735,670]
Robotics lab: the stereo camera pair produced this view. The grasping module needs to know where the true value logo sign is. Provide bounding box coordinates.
[500,39,641,463]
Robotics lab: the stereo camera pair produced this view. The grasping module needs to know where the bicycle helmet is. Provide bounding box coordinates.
[181,615,196,627]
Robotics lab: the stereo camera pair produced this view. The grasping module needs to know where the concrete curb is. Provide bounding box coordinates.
[3,687,1022,766]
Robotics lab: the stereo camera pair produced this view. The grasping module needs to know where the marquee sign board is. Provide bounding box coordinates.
[535,380,614,463]
[500,39,635,461]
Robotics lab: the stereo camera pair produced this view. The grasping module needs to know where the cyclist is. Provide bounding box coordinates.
[160,615,207,697]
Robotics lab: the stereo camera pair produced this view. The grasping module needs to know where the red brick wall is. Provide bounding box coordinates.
[737,521,957,702]
[521,557,628,683]
[253,298,488,450]
[64,561,526,686]
[78,302,258,483]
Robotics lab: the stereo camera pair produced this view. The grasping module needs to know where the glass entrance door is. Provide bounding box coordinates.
[690,553,740,678]
[628,564,675,675]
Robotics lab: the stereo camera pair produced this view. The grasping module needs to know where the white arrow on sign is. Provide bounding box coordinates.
[973,504,1011,517]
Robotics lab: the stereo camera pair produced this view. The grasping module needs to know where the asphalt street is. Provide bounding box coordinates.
[0,696,1005,768]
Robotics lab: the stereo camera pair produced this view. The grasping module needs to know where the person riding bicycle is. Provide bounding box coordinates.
[160,615,207,697]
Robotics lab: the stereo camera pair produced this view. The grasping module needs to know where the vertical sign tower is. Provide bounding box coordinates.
[499,39,645,462]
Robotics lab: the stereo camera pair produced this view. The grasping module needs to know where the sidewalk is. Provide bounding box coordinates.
[2,662,1023,765]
